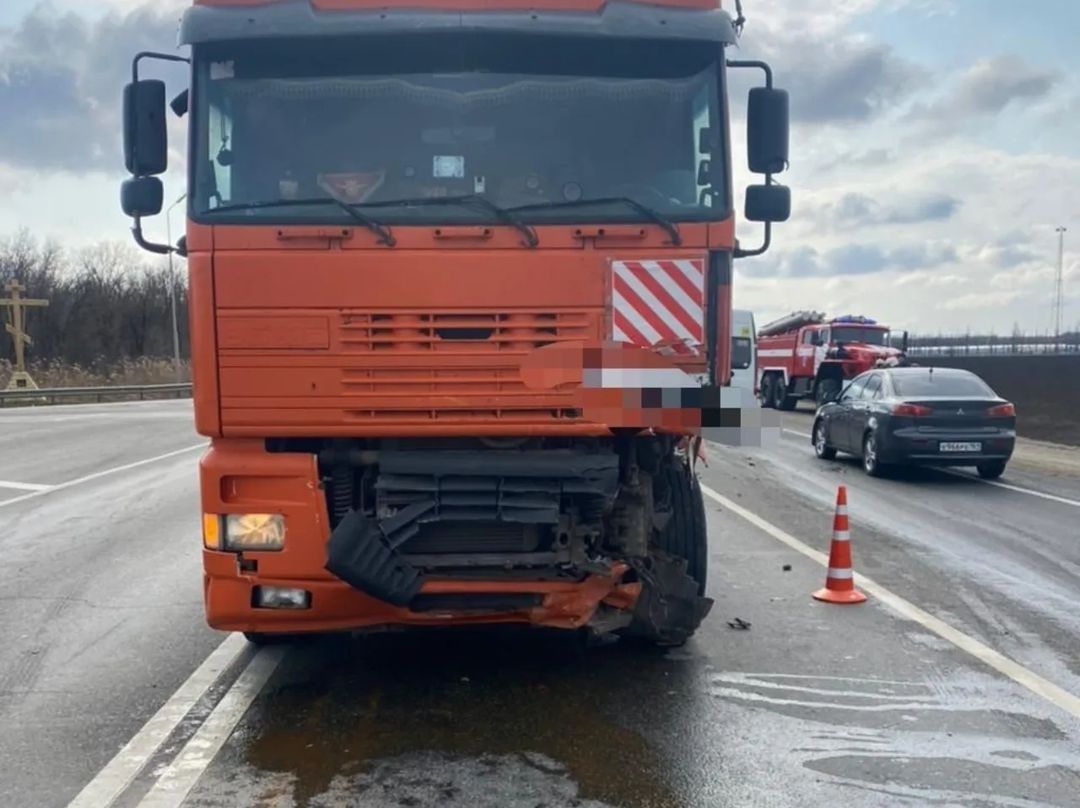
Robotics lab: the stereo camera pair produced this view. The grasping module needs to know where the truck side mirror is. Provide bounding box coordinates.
[747,87,789,175]
[123,79,168,177]
[745,184,791,223]
[121,176,164,218]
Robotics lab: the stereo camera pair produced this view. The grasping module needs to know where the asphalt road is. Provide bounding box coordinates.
[1,400,1078,807]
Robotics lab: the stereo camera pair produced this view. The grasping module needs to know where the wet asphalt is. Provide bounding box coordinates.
[1,401,1078,807]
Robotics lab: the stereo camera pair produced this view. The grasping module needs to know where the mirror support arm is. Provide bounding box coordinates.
[132,51,190,83]
[735,219,771,259]
[726,59,774,89]
[729,59,780,260]
[132,217,174,256]
[127,52,189,256]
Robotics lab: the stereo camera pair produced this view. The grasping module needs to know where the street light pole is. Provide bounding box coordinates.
[166,194,187,382]
[1054,226,1067,346]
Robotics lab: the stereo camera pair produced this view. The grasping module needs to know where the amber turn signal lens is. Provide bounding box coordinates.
[202,514,223,550]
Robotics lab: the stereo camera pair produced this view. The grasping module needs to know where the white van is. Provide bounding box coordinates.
[731,309,756,396]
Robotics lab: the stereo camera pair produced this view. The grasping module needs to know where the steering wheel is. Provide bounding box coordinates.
[608,182,680,208]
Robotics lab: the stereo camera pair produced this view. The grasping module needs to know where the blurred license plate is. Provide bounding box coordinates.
[940,442,981,452]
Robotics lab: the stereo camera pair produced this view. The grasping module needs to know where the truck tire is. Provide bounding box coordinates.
[770,377,789,409]
[815,378,840,405]
[760,374,775,408]
[658,462,708,593]
[774,379,797,411]
[621,462,713,647]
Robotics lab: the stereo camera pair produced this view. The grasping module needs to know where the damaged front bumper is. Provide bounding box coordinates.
[204,551,641,635]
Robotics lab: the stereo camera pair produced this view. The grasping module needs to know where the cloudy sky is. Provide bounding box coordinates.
[1,0,1077,335]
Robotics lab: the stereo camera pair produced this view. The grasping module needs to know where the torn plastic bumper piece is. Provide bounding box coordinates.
[325,508,424,607]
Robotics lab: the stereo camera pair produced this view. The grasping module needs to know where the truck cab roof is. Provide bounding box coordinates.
[192,0,723,10]
[182,0,737,45]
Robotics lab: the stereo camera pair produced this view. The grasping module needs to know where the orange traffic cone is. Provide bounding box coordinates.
[812,486,867,604]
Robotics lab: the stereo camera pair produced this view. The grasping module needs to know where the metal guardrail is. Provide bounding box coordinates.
[0,383,192,406]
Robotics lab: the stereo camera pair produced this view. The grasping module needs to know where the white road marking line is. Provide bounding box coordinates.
[779,424,1080,508]
[137,645,286,808]
[66,634,249,808]
[0,479,53,492]
[699,482,1080,720]
[942,468,1080,508]
[0,443,206,510]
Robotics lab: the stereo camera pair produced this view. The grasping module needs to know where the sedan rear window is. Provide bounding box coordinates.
[892,372,994,397]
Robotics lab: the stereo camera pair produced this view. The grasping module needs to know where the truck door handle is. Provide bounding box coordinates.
[433,227,493,240]
[276,227,353,242]
[573,226,647,241]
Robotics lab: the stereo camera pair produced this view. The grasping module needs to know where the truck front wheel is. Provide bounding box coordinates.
[621,462,713,647]
[774,378,797,411]
[815,378,840,405]
[760,374,775,408]
[657,462,708,593]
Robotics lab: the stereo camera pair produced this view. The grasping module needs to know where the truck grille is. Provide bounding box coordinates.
[339,309,593,352]
[403,521,542,555]
[334,309,595,422]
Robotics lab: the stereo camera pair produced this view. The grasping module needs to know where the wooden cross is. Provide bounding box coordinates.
[2,280,49,375]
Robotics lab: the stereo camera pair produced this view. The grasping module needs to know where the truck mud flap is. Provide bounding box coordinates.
[325,509,425,607]
[623,553,714,646]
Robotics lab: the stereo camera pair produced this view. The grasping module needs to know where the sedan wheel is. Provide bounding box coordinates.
[813,420,837,460]
[862,432,885,477]
[976,460,1007,480]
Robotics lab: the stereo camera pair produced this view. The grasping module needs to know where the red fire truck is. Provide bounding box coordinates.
[756,312,908,409]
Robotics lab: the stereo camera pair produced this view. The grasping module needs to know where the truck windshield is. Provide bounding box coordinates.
[192,34,724,225]
[832,327,890,346]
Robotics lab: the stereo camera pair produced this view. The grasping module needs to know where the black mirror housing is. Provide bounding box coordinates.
[745,184,791,223]
[123,79,168,176]
[747,87,789,175]
[121,176,164,218]
[170,88,190,118]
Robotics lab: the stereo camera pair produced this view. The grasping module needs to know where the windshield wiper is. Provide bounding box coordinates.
[509,197,682,246]
[359,194,539,248]
[203,198,396,246]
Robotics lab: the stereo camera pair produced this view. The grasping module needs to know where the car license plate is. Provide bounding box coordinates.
[940,442,981,453]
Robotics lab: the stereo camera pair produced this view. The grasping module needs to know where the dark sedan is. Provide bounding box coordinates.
[811,367,1016,478]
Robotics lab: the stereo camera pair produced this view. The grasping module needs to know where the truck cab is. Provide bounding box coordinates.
[119,0,790,646]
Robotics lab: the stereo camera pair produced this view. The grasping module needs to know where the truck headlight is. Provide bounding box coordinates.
[221,514,286,551]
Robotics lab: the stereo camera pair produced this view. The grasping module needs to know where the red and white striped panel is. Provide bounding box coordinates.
[611,259,705,355]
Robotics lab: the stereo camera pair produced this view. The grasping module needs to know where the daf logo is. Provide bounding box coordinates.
[956,408,965,415]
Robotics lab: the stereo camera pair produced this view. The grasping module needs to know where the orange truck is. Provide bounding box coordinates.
[119,0,789,646]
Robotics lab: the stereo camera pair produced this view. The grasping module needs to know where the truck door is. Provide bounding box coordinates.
[794,329,817,383]
[813,327,830,376]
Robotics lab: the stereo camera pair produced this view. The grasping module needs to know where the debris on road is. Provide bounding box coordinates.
[727,617,752,630]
